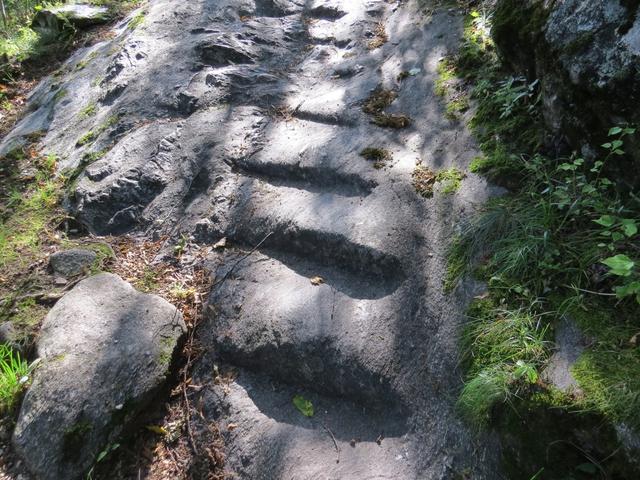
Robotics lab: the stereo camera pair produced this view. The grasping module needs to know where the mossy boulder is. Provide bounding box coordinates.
[492,0,640,183]
[12,273,185,480]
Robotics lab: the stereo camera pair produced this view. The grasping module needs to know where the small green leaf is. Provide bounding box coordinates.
[601,142,612,149]
[621,219,638,237]
[612,232,624,242]
[558,163,576,171]
[514,360,538,384]
[594,215,616,227]
[611,140,624,150]
[615,282,640,299]
[293,395,314,417]
[602,254,635,277]
[624,127,636,135]
[608,126,623,136]
[470,10,480,17]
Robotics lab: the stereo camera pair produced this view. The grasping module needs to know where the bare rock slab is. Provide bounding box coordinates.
[13,273,185,480]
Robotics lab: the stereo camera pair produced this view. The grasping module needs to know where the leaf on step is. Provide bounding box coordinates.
[293,395,314,417]
[310,276,324,286]
[145,425,168,436]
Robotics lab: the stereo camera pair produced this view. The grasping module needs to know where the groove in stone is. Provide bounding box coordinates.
[229,156,377,197]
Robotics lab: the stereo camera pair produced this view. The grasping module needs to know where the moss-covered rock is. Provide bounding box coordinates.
[492,0,640,184]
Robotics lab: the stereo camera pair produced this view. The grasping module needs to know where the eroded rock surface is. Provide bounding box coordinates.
[4,0,503,478]
[13,274,185,480]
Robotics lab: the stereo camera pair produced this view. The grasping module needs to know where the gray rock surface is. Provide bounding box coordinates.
[49,249,97,278]
[13,273,185,480]
[493,0,640,176]
[3,0,503,478]
[0,322,18,350]
[542,316,586,393]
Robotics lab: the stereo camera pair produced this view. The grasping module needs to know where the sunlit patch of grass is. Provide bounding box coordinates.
[435,167,466,194]
[0,343,30,413]
[458,301,550,427]
[128,10,146,30]
[0,156,62,268]
[0,27,40,62]
[80,102,97,118]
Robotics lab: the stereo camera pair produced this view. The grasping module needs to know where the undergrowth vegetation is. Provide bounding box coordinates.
[0,0,141,78]
[440,2,640,476]
[0,138,114,346]
[0,343,30,413]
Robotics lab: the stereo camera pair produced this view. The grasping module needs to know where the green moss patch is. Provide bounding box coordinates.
[435,167,465,194]
[413,165,466,198]
[80,102,97,118]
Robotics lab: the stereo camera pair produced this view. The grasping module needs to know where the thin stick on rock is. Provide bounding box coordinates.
[322,422,340,464]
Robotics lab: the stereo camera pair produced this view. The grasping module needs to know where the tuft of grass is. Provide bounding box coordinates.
[435,57,457,97]
[458,302,550,427]
[128,11,146,30]
[0,153,62,268]
[54,88,68,102]
[75,114,119,147]
[435,167,465,194]
[372,113,411,129]
[10,297,48,343]
[80,102,97,118]
[135,266,160,293]
[435,57,470,120]
[413,165,466,198]
[75,51,98,71]
[0,343,30,413]
[76,130,97,147]
[561,299,640,428]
